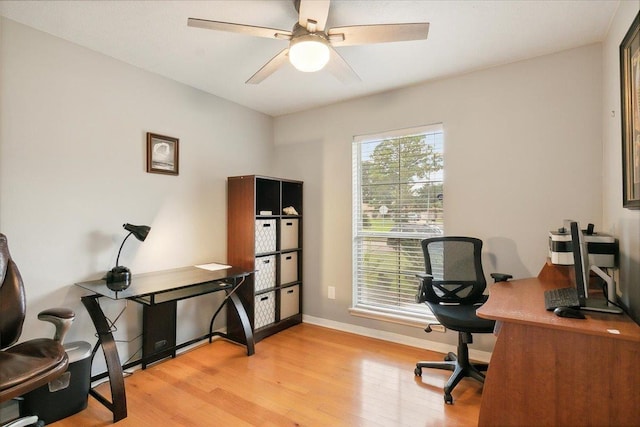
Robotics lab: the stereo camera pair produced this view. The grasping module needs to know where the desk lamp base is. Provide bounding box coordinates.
[105,266,131,291]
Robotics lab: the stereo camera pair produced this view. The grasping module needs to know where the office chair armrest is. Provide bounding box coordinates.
[415,273,433,303]
[38,308,75,343]
[490,273,512,283]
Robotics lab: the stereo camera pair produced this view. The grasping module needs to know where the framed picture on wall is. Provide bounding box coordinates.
[146,132,179,175]
[620,11,640,209]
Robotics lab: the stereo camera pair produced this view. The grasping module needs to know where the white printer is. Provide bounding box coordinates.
[548,223,617,267]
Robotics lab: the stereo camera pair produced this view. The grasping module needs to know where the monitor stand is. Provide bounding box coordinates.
[581,266,623,314]
[582,298,623,314]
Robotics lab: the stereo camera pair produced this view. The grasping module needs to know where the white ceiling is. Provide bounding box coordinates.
[0,0,618,117]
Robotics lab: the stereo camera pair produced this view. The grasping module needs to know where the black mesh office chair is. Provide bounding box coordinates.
[0,234,75,427]
[414,236,511,404]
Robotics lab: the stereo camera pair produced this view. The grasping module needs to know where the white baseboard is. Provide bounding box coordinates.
[302,314,492,363]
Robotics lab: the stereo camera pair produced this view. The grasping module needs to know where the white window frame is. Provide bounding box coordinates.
[350,124,444,326]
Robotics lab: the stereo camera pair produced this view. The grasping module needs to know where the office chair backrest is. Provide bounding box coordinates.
[421,237,486,304]
[0,233,27,349]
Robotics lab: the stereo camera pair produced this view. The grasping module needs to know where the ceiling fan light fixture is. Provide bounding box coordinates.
[288,34,330,72]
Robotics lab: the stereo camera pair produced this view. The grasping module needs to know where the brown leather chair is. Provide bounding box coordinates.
[0,234,75,426]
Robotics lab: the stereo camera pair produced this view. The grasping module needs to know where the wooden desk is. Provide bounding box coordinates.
[76,266,254,422]
[476,263,640,426]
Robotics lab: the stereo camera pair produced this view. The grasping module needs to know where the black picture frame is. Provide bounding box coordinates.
[620,11,640,209]
[146,132,179,176]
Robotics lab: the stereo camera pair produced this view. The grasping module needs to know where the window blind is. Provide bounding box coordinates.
[352,124,444,320]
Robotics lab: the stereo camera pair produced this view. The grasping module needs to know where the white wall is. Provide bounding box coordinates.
[2,6,631,367]
[602,2,640,323]
[0,18,274,374]
[274,43,604,350]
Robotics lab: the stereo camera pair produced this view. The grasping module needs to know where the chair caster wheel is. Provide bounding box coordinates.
[444,393,453,404]
[414,367,422,377]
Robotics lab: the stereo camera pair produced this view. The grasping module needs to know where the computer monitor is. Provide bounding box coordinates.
[570,221,622,314]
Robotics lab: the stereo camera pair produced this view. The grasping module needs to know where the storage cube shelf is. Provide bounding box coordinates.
[254,292,276,329]
[280,218,299,250]
[227,175,302,342]
[280,252,298,285]
[280,285,300,320]
[254,255,276,292]
[255,219,276,254]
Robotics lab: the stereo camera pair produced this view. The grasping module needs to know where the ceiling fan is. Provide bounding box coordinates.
[188,0,429,84]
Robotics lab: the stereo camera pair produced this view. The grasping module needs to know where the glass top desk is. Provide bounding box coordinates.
[76,265,254,422]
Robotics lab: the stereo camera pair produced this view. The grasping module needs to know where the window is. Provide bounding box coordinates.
[351,124,444,325]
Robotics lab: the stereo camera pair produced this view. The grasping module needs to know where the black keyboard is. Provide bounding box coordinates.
[544,287,580,311]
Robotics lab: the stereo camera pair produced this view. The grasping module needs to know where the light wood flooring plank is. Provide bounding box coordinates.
[51,324,481,426]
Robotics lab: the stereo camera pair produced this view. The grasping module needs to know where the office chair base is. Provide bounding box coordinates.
[414,352,488,404]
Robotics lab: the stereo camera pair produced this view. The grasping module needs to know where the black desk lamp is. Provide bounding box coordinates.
[106,223,151,290]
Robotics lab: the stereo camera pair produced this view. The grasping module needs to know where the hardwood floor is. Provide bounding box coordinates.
[51,324,481,426]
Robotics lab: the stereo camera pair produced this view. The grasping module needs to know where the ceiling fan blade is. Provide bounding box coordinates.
[188,18,292,40]
[328,23,429,47]
[325,47,360,84]
[297,0,331,32]
[246,48,290,84]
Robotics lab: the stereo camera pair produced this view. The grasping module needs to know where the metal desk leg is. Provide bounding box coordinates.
[209,287,255,356]
[228,292,255,356]
[81,295,127,422]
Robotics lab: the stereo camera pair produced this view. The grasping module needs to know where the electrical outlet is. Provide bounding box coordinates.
[328,286,336,299]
